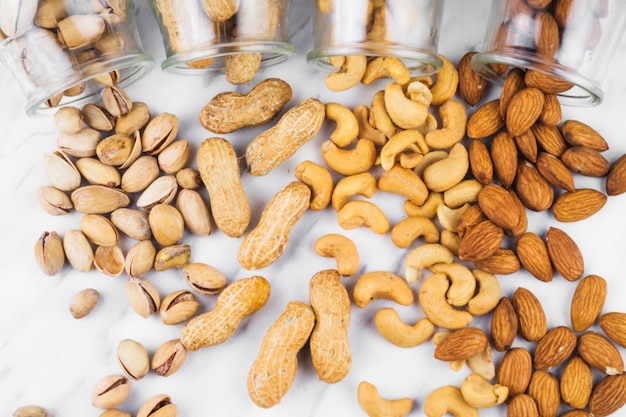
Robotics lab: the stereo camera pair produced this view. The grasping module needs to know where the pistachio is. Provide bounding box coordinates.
[154,244,191,272]
[43,150,82,192]
[149,203,185,247]
[54,106,84,135]
[121,155,160,193]
[0,0,37,36]
[115,101,150,135]
[82,103,116,131]
[182,263,226,295]
[141,113,179,155]
[69,288,99,318]
[125,240,157,277]
[96,133,136,166]
[136,394,177,417]
[64,82,86,97]
[71,185,130,214]
[158,139,190,174]
[36,186,73,216]
[124,276,160,318]
[111,208,152,241]
[160,290,199,325]
[93,30,126,55]
[94,245,125,276]
[34,231,65,276]
[12,405,51,417]
[117,338,150,380]
[91,0,127,25]
[57,14,106,49]
[176,189,212,236]
[91,374,131,409]
[35,0,70,29]
[44,92,64,108]
[62,229,94,272]
[19,28,74,86]
[93,69,121,87]
[76,157,122,187]
[102,85,133,117]
[99,409,131,417]
[175,168,202,190]
[152,339,187,377]
[136,175,178,210]
[80,214,119,246]
[57,128,101,158]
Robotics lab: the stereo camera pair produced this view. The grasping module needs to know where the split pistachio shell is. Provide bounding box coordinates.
[12,405,51,417]
[71,185,130,214]
[57,128,102,158]
[154,244,191,271]
[117,338,150,380]
[69,288,99,318]
[54,106,83,134]
[121,155,160,193]
[119,131,143,169]
[124,276,160,318]
[125,240,157,277]
[136,394,177,417]
[102,85,133,117]
[111,208,152,241]
[57,14,106,49]
[151,339,187,377]
[91,374,131,409]
[76,157,121,187]
[176,189,212,236]
[43,150,81,192]
[160,290,199,325]
[82,103,116,131]
[80,214,119,246]
[141,113,178,155]
[116,101,150,135]
[36,186,73,215]
[175,168,201,190]
[34,231,65,276]
[96,133,135,166]
[182,263,226,295]
[62,229,94,272]
[148,203,184,247]
[94,245,125,276]
[136,175,178,210]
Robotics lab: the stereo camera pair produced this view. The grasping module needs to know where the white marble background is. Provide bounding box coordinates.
[1,0,626,416]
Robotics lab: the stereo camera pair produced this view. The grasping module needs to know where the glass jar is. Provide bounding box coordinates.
[307,0,444,76]
[148,0,296,78]
[0,0,153,117]
[471,0,626,106]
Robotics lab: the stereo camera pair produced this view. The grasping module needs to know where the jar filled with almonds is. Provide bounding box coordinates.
[471,0,626,106]
[0,0,153,117]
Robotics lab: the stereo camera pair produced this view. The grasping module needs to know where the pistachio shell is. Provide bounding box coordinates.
[62,229,94,272]
[141,113,179,155]
[111,208,152,241]
[176,189,212,236]
[102,85,133,117]
[93,30,125,55]
[69,288,99,318]
[82,103,116,131]
[99,409,131,417]
[124,276,160,318]
[64,82,86,97]
[57,14,106,49]
[136,175,178,210]
[91,0,127,25]
[125,240,157,277]
[36,186,73,215]
[71,185,130,214]
[58,128,101,158]
[154,244,191,271]
[12,405,51,417]
[43,150,82,192]
[54,106,84,135]
[119,131,143,169]
[160,290,199,325]
[34,231,65,276]
[151,339,187,377]
[80,214,119,246]
[91,374,131,409]
[136,394,177,417]
[116,101,150,135]
[19,28,74,86]
[148,203,184,247]
[0,0,37,36]
[96,133,135,166]
[35,0,70,29]
[93,69,121,87]
[94,245,125,276]
[175,168,202,190]
[158,139,190,174]
[182,263,226,295]
[76,157,122,187]
[121,155,160,193]
[117,338,150,380]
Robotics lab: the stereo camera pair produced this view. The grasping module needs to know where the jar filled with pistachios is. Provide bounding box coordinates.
[0,0,153,116]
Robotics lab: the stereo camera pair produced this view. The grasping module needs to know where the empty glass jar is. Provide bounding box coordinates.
[471,0,626,106]
[0,0,153,117]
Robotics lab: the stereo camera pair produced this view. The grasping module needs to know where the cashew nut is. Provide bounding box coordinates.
[406,79,433,106]
[337,200,390,234]
[467,269,501,316]
[423,143,469,192]
[325,55,367,92]
[418,273,473,329]
[424,99,467,149]
[436,202,469,232]
[326,102,359,147]
[440,229,460,256]
[357,381,413,417]
[416,113,439,136]
[390,216,440,249]
[424,386,479,417]
[331,172,377,212]
[361,56,411,85]
[398,152,424,169]
[413,150,448,178]
[429,54,459,106]
[353,271,414,308]
[467,343,496,381]
[294,160,334,211]
[314,233,359,276]
[460,373,508,408]
[430,262,476,307]
[328,55,344,68]
[443,179,483,209]
[353,104,387,146]
[405,243,454,283]
[321,139,377,176]
[370,90,398,139]
[380,129,429,171]
[404,191,443,219]
[378,164,429,206]
[384,82,429,130]
[374,307,435,347]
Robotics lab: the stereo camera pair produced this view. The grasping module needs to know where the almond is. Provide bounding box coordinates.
[458,219,504,262]
[527,370,560,417]
[491,297,518,352]
[497,348,533,398]
[515,232,553,282]
[531,123,568,157]
[499,67,526,118]
[467,99,504,139]
[506,87,545,136]
[507,394,539,417]
[513,129,539,162]
[458,51,488,106]
[469,139,493,185]
[536,151,575,192]
[589,373,626,417]
[561,145,610,177]
[533,326,577,371]
[560,410,591,417]
[507,190,528,237]
[524,70,574,94]
[540,93,562,126]
[456,203,487,238]
[473,248,521,275]
[434,327,489,361]
[578,331,624,375]
[552,188,607,222]
[606,153,626,196]
[545,226,584,281]
[570,274,607,332]
[560,356,593,409]
[515,161,554,212]
[512,287,547,342]
[535,12,560,58]
[477,184,520,230]
[599,312,626,348]
[490,132,518,188]
[561,119,609,151]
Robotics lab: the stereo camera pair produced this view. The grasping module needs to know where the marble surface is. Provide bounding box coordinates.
[1,0,626,416]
